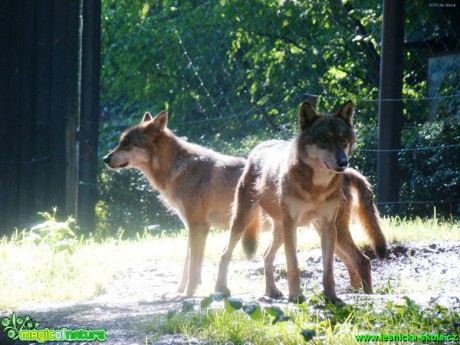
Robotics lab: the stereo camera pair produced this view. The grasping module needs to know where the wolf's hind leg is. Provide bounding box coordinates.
[336,216,372,293]
[215,170,259,296]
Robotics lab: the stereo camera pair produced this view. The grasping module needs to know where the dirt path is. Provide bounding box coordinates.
[2,241,460,345]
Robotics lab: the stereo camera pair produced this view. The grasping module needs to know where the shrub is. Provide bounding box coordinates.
[398,120,459,217]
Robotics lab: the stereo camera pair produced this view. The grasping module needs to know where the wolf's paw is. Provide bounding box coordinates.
[161,292,186,301]
[266,287,283,299]
[324,294,344,305]
[288,294,306,304]
[215,284,231,297]
[362,280,373,294]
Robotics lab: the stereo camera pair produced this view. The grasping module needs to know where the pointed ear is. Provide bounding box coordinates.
[142,112,153,123]
[336,100,354,126]
[150,110,168,131]
[298,102,319,131]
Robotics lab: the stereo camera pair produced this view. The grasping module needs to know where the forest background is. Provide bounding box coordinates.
[97,0,459,237]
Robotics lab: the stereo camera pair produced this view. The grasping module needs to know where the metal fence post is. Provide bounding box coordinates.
[377,0,405,214]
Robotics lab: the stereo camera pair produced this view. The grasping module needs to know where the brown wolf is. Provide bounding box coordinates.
[102,111,260,297]
[215,101,387,303]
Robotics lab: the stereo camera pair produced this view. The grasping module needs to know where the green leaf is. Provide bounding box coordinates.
[224,298,234,313]
[273,314,291,325]
[385,301,394,310]
[140,3,149,20]
[243,303,262,320]
[301,329,316,342]
[166,309,177,319]
[200,295,214,310]
[224,297,243,313]
[212,292,225,302]
[228,297,243,310]
[264,305,284,317]
[182,300,194,313]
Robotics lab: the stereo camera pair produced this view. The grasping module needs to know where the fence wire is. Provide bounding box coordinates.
[98,0,459,234]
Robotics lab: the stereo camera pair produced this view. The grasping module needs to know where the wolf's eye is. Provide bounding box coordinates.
[120,138,130,148]
[341,138,348,147]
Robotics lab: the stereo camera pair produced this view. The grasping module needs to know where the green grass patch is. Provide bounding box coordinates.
[0,210,190,310]
[381,215,460,243]
[144,292,460,345]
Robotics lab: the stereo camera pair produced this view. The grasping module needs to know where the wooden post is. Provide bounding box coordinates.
[377,0,405,214]
[0,0,22,233]
[62,0,81,218]
[77,0,101,234]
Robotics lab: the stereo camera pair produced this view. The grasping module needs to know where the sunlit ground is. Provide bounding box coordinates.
[1,216,458,310]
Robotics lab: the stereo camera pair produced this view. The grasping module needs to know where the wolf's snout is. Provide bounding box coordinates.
[337,157,348,168]
[103,154,112,165]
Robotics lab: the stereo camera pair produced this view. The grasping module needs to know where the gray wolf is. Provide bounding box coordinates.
[102,111,260,297]
[215,100,386,303]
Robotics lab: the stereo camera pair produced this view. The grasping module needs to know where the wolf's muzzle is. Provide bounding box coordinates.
[337,157,348,169]
[102,154,112,165]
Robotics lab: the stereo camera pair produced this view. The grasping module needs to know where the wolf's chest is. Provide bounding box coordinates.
[283,194,338,225]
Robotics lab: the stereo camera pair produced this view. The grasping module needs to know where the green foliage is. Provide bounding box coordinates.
[399,120,460,216]
[98,0,460,234]
[243,302,263,320]
[100,0,384,131]
[351,122,379,186]
[22,208,77,255]
[149,291,460,345]
[224,297,244,313]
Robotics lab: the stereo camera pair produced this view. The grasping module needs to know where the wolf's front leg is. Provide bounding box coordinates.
[185,224,209,297]
[319,218,341,303]
[177,246,190,293]
[282,217,305,303]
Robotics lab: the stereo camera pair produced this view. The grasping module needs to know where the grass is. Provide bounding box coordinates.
[0,227,192,311]
[1,212,459,343]
[144,293,459,345]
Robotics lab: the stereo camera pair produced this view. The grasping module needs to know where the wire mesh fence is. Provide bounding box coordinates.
[98,0,459,236]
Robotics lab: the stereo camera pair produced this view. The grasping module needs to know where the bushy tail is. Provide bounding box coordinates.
[344,168,387,259]
[241,207,261,258]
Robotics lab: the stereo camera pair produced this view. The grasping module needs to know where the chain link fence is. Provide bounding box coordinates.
[97,0,459,236]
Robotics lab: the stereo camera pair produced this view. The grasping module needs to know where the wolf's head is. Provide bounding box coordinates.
[103,111,168,170]
[297,100,356,173]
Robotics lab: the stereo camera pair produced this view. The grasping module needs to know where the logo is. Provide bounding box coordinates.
[1,312,106,343]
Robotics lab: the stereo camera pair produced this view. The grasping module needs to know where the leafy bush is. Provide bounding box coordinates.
[399,120,460,217]
[352,119,459,218]
[352,123,379,186]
